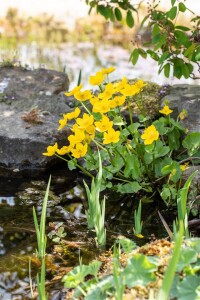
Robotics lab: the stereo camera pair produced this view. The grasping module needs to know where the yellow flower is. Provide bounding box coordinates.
[100,66,116,75]
[159,105,173,115]
[76,113,94,129]
[85,124,96,135]
[89,72,105,86]
[121,83,140,97]
[58,118,67,130]
[109,95,126,108]
[95,115,113,132]
[103,128,120,144]
[68,130,85,147]
[92,99,111,114]
[56,146,71,155]
[43,142,58,156]
[180,162,189,172]
[179,109,187,120]
[71,143,88,158]
[90,96,99,105]
[141,125,159,145]
[74,90,92,102]
[63,107,81,120]
[98,83,115,100]
[134,79,147,90]
[114,77,128,92]
[84,132,95,143]
[64,84,83,96]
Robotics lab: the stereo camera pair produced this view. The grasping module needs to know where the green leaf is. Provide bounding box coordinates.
[167,6,177,20]
[167,127,180,150]
[146,49,159,61]
[114,7,122,21]
[174,30,190,47]
[177,275,199,300]
[126,10,134,28]
[116,237,136,254]
[184,44,196,60]
[179,2,186,12]
[117,182,142,193]
[176,25,190,31]
[138,48,147,59]
[123,254,157,287]
[152,23,160,37]
[161,161,182,183]
[176,248,197,272]
[171,0,176,6]
[68,159,77,171]
[164,63,170,78]
[182,132,200,156]
[124,154,142,180]
[97,6,111,19]
[154,32,167,51]
[131,49,139,65]
[86,275,114,300]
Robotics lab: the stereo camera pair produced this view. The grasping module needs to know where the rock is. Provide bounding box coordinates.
[163,84,200,133]
[0,66,74,178]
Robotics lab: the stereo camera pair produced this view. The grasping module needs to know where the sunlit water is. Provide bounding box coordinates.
[2,41,199,91]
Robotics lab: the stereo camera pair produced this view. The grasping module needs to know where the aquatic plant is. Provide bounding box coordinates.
[84,151,106,246]
[32,176,51,300]
[43,67,200,210]
[133,200,143,237]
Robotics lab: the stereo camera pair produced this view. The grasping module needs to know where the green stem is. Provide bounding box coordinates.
[80,102,91,115]
[55,154,94,179]
[127,97,133,124]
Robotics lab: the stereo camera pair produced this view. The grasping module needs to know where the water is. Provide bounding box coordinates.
[1,41,199,92]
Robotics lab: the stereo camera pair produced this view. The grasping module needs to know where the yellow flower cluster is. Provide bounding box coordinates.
[43,67,148,158]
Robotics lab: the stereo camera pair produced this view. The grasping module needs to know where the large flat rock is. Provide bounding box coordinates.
[0,66,72,177]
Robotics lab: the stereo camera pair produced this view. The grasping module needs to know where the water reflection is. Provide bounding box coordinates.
[1,42,199,91]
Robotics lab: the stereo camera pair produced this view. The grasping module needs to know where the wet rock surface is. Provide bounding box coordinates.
[0,66,199,178]
[0,66,73,177]
[163,84,200,133]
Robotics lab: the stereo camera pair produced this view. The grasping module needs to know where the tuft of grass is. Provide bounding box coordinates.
[83,151,106,246]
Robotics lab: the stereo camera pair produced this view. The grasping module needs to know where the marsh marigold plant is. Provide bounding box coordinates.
[43,67,199,200]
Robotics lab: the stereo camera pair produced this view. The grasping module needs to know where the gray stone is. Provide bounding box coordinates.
[0,66,73,177]
[163,84,200,133]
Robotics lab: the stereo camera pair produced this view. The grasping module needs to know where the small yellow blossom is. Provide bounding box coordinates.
[89,72,105,86]
[58,118,67,130]
[76,113,94,129]
[141,125,159,145]
[159,105,173,115]
[90,96,99,105]
[63,107,81,120]
[56,146,71,155]
[103,128,120,144]
[179,109,188,120]
[98,83,115,100]
[121,83,141,97]
[68,130,85,147]
[64,84,83,97]
[109,95,126,108]
[43,142,58,156]
[114,77,128,92]
[169,168,177,179]
[180,162,189,172]
[74,90,92,102]
[71,143,88,158]
[92,99,111,114]
[95,115,113,132]
[85,124,96,135]
[134,79,147,90]
[100,66,116,75]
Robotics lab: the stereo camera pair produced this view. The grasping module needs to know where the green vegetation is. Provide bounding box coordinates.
[85,0,200,80]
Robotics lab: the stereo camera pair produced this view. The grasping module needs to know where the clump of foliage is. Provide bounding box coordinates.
[85,0,200,80]
[43,67,200,208]
[62,234,200,299]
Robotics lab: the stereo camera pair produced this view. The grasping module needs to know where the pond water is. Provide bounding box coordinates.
[0,169,168,299]
[1,41,199,91]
